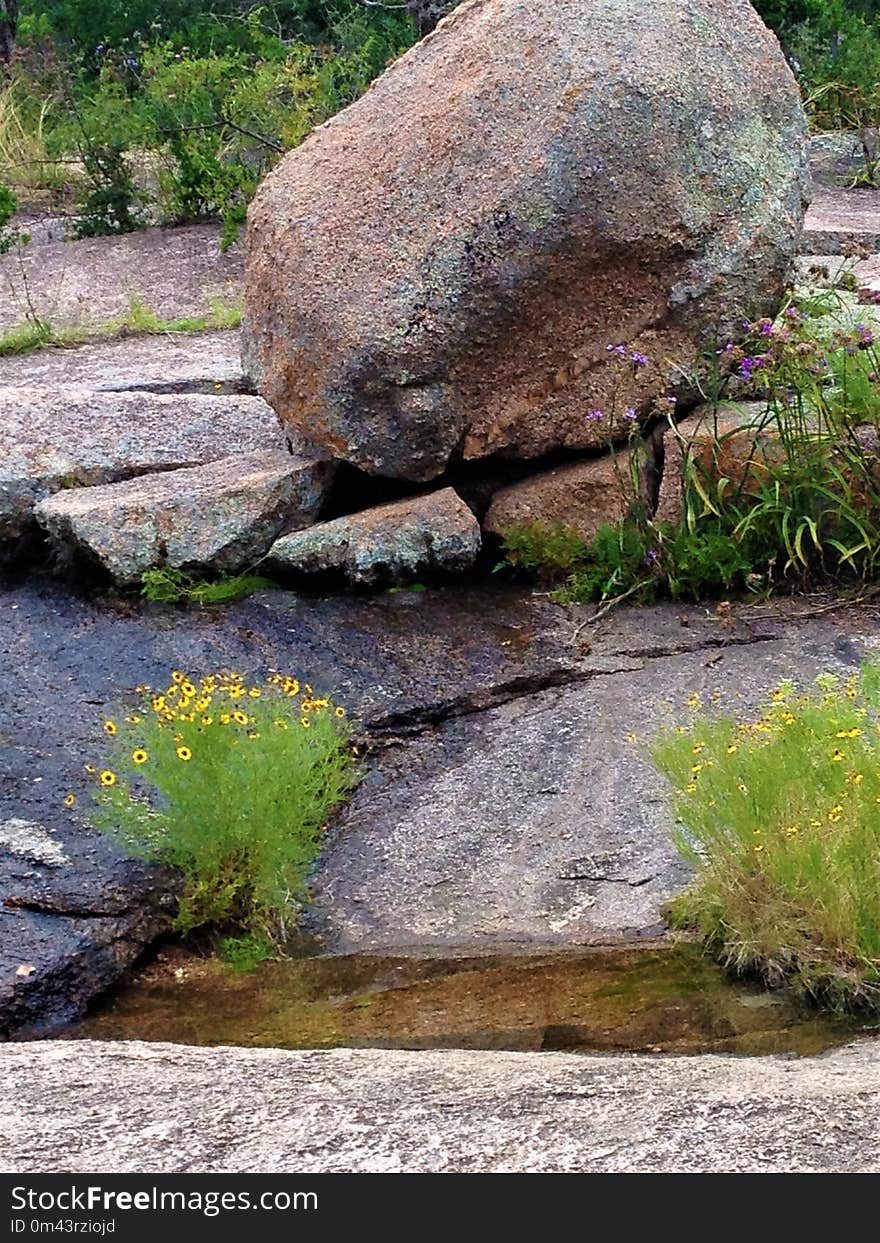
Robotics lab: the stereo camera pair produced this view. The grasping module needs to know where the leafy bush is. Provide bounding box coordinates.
[0,182,17,252]
[7,4,417,243]
[687,302,880,589]
[752,0,880,130]
[86,669,360,945]
[650,666,880,1012]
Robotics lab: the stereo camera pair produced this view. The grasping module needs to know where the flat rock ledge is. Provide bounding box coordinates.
[36,450,335,584]
[0,330,248,394]
[2,1040,879,1173]
[268,488,481,585]
[0,387,284,543]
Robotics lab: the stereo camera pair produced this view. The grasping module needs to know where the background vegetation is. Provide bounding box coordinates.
[4,2,880,246]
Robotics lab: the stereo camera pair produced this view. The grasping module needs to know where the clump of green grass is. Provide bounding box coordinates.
[650,665,880,1012]
[86,668,360,947]
[141,567,274,605]
[498,521,588,580]
[0,293,243,357]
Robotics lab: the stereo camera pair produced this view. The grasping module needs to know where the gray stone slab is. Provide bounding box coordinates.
[305,612,870,951]
[36,450,334,583]
[0,329,247,393]
[0,223,242,333]
[801,186,880,254]
[268,488,481,585]
[0,387,283,542]
[3,1040,879,1172]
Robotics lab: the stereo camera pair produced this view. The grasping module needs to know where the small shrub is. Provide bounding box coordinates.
[650,665,880,1011]
[684,306,880,589]
[499,522,588,580]
[87,669,360,945]
[74,141,145,237]
[561,521,659,605]
[218,932,274,973]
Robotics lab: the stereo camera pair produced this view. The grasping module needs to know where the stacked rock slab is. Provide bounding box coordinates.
[483,449,652,546]
[35,450,334,584]
[268,488,481,585]
[243,0,809,483]
[0,387,284,543]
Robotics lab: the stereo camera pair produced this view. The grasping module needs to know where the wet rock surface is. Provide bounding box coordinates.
[305,606,871,950]
[0,817,172,1039]
[1,578,878,1033]
[4,1039,880,1172]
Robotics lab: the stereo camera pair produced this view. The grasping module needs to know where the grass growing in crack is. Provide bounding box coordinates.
[140,568,276,606]
[85,669,360,950]
[649,665,880,1013]
[0,293,243,356]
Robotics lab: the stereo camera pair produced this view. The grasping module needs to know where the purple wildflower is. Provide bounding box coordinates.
[624,407,637,421]
[586,409,605,421]
[645,549,658,567]
[740,356,765,380]
[630,351,648,367]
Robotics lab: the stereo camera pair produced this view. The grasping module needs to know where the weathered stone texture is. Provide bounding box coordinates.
[0,387,283,542]
[483,450,648,544]
[35,450,334,583]
[268,488,480,585]
[3,1041,880,1172]
[244,0,808,480]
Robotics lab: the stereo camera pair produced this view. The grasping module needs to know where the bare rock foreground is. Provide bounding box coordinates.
[2,1040,878,1173]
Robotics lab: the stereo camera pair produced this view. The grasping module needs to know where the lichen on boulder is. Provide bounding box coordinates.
[243,0,809,482]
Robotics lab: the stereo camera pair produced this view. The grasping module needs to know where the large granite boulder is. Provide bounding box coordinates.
[243,0,809,482]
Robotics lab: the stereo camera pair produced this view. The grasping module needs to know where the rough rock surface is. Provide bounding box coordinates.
[802,186,880,255]
[243,0,808,481]
[0,818,172,1039]
[809,130,880,190]
[0,224,241,333]
[0,387,284,542]
[305,609,869,951]
[483,450,648,545]
[4,1040,880,1173]
[0,330,248,393]
[35,450,334,584]
[267,488,481,585]
[655,402,782,527]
